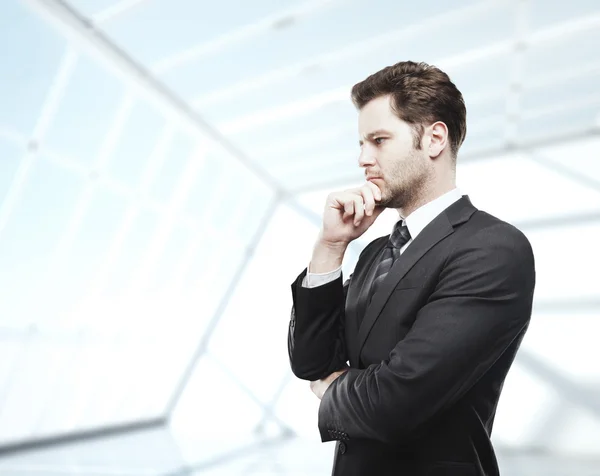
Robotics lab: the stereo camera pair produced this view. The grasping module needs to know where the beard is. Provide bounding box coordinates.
[378,149,430,210]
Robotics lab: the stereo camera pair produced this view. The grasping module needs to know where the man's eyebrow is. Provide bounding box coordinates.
[359,129,392,144]
[366,129,392,138]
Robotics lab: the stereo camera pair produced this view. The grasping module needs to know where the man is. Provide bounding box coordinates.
[287,61,536,476]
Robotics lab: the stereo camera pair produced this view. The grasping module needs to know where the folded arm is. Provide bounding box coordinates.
[288,267,350,381]
[318,224,536,444]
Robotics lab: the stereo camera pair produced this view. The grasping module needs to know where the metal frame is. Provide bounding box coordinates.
[0,46,77,244]
[0,417,164,457]
[527,153,600,194]
[516,209,600,230]
[0,0,342,456]
[20,0,321,222]
[194,7,600,125]
[518,350,600,417]
[206,350,295,437]
[42,95,134,292]
[151,0,348,74]
[81,123,178,304]
[163,195,281,416]
[91,0,150,24]
[1,0,598,463]
[191,0,505,108]
[160,432,295,476]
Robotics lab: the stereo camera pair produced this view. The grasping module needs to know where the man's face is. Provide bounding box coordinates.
[358,95,432,210]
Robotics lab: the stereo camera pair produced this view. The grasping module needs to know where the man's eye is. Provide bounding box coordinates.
[374,137,386,144]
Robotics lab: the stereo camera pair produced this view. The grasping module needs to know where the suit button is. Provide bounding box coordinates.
[339,442,347,454]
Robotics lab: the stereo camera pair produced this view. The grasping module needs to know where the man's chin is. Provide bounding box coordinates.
[383,193,408,210]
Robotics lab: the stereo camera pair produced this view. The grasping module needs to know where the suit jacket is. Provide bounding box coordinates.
[288,196,536,476]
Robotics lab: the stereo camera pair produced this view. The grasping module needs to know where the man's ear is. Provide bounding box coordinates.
[427,121,448,159]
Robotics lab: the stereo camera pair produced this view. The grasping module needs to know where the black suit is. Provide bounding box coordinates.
[288,196,536,476]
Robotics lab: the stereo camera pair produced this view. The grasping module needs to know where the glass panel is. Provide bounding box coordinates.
[0,334,27,414]
[495,310,600,455]
[524,25,600,79]
[169,354,265,465]
[529,0,599,29]
[46,185,130,328]
[551,404,600,455]
[522,312,600,383]
[226,99,356,159]
[160,0,492,103]
[517,104,598,143]
[521,73,600,112]
[132,222,193,297]
[32,334,120,435]
[0,0,66,134]
[89,207,161,302]
[0,332,65,442]
[206,202,315,405]
[457,153,600,224]
[492,363,562,448]
[0,158,84,328]
[113,332,197,422]
[43,55,125,164]
[0,427,184,474]
[104,99,167,187]
[0,139,22,206]
[148,129,197,204]
[103,0,307,65]
[526,223,600,300]
[70,335,161,429]
[274,377,322,439]
[67,0,127,17]
[536,136,600,184]
[33,334,87,436]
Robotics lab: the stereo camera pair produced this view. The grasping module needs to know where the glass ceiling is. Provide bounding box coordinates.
[0,0,599,468]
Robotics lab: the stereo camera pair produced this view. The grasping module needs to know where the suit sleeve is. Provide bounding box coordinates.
[318,223,536,444]
[303,265,342,287]
[288,267,351,381]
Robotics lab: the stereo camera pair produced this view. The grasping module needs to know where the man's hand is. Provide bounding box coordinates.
[319,181,385,247]
[310,368,348,400]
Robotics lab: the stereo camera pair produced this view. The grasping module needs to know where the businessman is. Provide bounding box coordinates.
[288,61,536,476]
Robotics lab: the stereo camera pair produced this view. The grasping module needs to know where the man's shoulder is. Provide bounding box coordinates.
[461,209,533,255]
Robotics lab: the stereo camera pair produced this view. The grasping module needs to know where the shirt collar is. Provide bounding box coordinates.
[401,188,463,240]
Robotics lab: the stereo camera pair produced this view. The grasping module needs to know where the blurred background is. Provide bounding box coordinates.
[0,0,599,474]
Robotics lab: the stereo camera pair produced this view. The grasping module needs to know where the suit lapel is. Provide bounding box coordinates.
[354,195,477,364]
[345,237,387,366]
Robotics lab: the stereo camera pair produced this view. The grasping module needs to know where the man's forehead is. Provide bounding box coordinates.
[358,99,397,131]
[359,95,395,116]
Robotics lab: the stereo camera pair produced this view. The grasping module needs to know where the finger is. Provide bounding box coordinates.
[361,185,376,217]
[365,180,382,201]
[343,199,354,221]
[352,196,364,226]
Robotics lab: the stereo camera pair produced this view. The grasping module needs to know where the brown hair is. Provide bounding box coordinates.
[351,61,467,159]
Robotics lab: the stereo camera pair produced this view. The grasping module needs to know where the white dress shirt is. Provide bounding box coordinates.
[302,188,463,288]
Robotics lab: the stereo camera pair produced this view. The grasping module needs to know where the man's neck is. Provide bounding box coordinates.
[397,182,457,219]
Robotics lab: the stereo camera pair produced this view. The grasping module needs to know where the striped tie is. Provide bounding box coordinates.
[369,221,411,301]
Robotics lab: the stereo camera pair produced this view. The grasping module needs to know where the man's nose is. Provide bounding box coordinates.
[358,150,376,166]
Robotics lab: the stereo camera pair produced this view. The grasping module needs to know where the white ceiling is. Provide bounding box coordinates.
[35,0,600,192]
[0,0,599,457]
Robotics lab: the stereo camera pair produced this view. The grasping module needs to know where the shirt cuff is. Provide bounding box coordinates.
[301,263,343,288]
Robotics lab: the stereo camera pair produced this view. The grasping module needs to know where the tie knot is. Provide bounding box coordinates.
[389,221,411,249]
